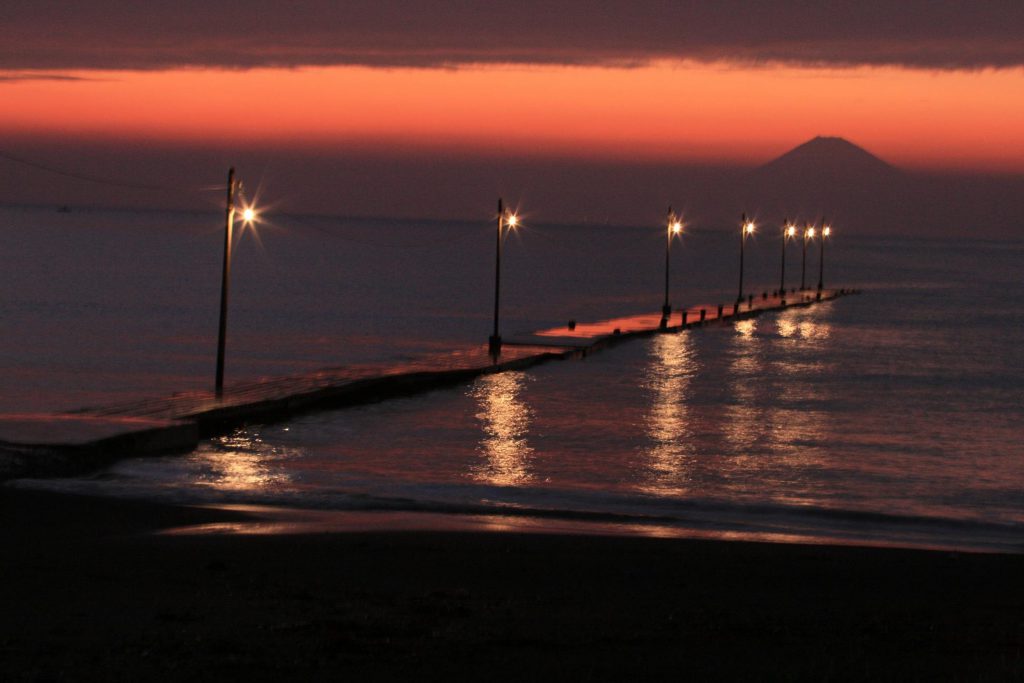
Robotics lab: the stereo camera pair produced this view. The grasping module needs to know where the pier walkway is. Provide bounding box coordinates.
[0,288,853,479]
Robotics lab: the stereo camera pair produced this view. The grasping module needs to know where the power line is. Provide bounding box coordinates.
[528,223,664,253]
[283,212,492,250]
[0,149,224,193]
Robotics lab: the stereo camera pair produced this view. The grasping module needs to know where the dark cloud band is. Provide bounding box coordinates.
[2,1,1022,71]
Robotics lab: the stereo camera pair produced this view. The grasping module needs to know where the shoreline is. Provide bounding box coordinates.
[2,488,1022,680]
[12,478,1022,556]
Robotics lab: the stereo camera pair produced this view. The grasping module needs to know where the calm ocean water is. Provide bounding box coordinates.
[3,205,1023,551]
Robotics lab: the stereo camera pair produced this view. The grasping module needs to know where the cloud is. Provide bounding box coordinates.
[2,1,1023,71]
[0,72,107,82]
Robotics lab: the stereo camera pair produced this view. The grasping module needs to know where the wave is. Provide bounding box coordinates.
[11,476,1023,555]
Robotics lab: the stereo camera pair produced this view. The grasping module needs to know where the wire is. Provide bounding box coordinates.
[0,148,721,254]
[0,148,225,193]
[527,223,664,254]
[282,212,492,251]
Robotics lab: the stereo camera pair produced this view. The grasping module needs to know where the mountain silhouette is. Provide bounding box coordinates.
[756,136,898,179]
[734,136,907,231]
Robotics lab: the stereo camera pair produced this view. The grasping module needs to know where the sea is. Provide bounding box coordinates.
[2,204,1022,552]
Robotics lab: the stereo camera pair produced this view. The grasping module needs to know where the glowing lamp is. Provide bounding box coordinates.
[242,207,256,224]
[671,220,683,234]
[823,226,831,237]
[737,214,755,303]
[786,225,796,237]
[806,227,816,239]
[490,199,522,354]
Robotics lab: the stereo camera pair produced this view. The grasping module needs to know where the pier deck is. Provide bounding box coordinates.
[1,288,852,479]
[508,287,831,346]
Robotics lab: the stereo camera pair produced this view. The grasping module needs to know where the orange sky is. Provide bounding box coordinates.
[3,61,1024,172]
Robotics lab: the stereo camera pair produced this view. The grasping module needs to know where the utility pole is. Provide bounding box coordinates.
[215,167,236,396]
[489,197,504,354]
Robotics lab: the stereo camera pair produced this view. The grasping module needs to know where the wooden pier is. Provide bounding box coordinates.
[0,288,855,479]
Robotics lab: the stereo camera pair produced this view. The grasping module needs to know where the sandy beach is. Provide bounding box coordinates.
[1,487,1021,681]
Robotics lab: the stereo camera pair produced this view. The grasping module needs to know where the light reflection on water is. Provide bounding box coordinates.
[469,371,535,486]
[188,432,295,491]
[731,310,836,502]
[724,316,766,455]
[775,310,831,343]
[638,332,697,496]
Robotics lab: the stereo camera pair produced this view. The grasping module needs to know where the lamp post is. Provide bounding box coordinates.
[801,222,815,291]
[737,214,755,303]
[489,198,519,354]
[214,167,236,397]
[818,222,831,292]
[780,221,796,302]
[662,207,683,326]
[214,167,259,397]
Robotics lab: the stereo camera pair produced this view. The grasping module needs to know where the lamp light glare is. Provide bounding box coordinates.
[671,221,683,234]
[506,213,519,228]
[807,227,816,238]
[744,222,755,235]
[824,226,832,237]
[242,207,256,223]
[786,225,796,237]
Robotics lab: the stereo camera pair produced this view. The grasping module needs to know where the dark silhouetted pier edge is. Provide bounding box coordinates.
[0,289,859,480]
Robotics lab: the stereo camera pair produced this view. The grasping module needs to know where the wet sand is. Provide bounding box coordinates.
[1,488,1022,681]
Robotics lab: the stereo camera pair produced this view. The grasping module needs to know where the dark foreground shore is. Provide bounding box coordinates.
[2,489,1022,681]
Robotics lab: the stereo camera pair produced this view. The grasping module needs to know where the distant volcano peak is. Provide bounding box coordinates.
[807,135,861,146]
[758,137,898,176]
[739,136,906,230]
